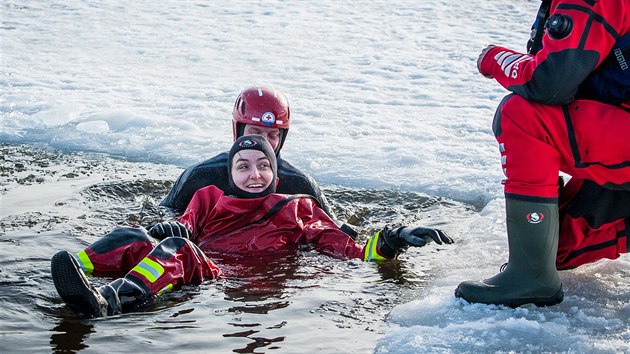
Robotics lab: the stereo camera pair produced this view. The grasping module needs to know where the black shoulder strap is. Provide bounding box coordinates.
[528,0,552,55]
[198,194,315,247]
[252,194,314,225]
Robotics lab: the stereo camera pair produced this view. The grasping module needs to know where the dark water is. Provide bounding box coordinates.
[0,144,477,353]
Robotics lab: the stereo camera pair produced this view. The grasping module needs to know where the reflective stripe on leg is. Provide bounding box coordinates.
[76,250,94,275]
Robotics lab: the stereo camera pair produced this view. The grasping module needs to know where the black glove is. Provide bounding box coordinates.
[148,221,192,240]
[378,226,453,258]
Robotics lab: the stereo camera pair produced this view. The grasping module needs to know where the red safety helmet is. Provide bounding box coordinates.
[232,86,290,153]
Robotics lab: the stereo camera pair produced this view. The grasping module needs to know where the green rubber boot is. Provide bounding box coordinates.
[455,198,564,307]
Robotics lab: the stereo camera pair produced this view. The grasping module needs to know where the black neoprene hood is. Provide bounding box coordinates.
[227,135,278,198]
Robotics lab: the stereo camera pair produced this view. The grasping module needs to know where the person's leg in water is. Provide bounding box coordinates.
[74,225,157,277]
[52,237,220,318]
[455,95,630,307]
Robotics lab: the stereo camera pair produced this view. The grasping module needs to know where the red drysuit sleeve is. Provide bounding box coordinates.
[479,0,628,105]
[290,198,366,260]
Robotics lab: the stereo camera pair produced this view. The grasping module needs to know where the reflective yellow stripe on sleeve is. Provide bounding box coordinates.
[76,250,94,275]
[364,231,386,261]
[132,257,164,284]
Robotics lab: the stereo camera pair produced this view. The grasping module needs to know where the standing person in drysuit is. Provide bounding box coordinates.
[51,135,454,318]
[160,85,356,237]
[455,0,630,307]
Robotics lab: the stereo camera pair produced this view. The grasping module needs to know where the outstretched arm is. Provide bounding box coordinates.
[478,0,625,105]
[363,226,454,261]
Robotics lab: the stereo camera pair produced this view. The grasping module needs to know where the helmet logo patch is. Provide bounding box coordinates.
[239,139,258,148]
[261,112,276,126]
[526,212,544,224]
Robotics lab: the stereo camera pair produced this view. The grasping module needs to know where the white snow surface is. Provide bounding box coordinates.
[1,1,628,353]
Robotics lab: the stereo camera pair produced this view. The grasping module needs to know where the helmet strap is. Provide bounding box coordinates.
[275,129,287,155]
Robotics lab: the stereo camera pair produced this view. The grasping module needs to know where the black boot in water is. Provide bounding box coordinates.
[52,251,153,317]
[455,197,564,307]
[51,250,114,318]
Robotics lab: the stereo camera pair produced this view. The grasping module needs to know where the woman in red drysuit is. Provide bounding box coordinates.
[456,0,630,307]
[51,135,453,318]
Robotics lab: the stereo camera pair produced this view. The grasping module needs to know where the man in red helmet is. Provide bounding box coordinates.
[455,0,630,307]
[160,86,346,232]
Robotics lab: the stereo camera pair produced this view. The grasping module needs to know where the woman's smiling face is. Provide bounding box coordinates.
[230,149,274,193]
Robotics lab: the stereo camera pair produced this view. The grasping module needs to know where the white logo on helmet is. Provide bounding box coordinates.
[261,112,276,126]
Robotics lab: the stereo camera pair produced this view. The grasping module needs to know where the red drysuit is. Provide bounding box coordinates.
[75,186,376,297]
[178,186,364,259]
[479,0,630,268]
[557,177,629,269]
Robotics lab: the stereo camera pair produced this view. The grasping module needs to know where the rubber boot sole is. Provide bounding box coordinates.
[51,250,105,318]
[455,286,564,308]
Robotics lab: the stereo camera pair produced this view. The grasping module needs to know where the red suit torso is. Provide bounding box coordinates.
[178,186,364,260]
